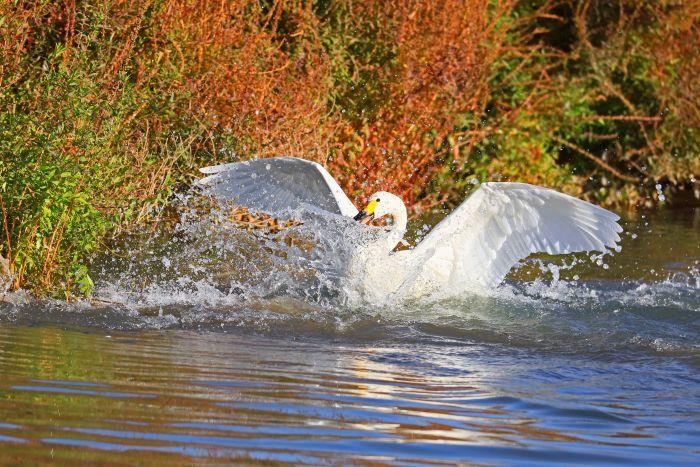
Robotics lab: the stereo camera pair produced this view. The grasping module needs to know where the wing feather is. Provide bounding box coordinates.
[410,182,622,289]
[196,157,358,217]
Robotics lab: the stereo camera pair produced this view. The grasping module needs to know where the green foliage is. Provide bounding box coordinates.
[316,1,397,124]
[0,6,205,294]
[73,264,94,298]
[436,0,699,208]
[0,68,109,293]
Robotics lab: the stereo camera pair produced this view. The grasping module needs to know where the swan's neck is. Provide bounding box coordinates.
[386,203,408,252]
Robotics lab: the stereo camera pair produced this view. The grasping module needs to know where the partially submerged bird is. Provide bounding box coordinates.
[198,157,622,302]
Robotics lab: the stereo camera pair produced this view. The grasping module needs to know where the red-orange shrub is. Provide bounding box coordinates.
[328,1,511,209]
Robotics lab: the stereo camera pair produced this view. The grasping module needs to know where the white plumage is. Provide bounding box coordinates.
[198,157,622,302]
[198,157,358,217]
[409,182,621,290]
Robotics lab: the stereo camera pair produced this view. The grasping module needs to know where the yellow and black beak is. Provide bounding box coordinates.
[354,199,378,225]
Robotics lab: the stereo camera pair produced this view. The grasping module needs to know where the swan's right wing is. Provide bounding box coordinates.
[197,157,358,217]
[410,182,622,289]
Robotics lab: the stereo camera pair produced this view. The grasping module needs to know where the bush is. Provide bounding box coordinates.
[0,0,697,295]
[458,0,700,207]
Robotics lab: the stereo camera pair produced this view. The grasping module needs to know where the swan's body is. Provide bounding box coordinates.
[198,157,622,301]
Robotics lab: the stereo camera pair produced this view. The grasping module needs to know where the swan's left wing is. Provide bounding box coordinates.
[197,157,358,217]
[409,182,622,289]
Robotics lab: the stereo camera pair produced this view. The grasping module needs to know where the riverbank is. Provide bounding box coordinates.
[1,0,698,295]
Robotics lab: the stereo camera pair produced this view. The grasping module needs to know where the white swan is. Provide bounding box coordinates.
[198,157,622,301]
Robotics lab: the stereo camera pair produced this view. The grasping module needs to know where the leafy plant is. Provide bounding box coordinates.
[0,0,697,295]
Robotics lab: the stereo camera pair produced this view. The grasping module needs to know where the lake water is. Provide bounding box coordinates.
[0,206,698,464]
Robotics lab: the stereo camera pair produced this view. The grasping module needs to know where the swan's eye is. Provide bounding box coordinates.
[375,198,381,202]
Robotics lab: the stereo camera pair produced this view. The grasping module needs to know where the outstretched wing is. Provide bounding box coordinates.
[197,157,358,217]
[409,182,622,289]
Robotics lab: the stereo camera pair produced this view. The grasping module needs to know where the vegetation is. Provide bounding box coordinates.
[0,0,697,295]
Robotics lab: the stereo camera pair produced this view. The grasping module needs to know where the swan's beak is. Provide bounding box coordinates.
[354,199,378,225]
[354,210,374,224]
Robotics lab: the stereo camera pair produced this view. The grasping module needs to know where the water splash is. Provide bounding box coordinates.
[92,195,383,309]
[1,198,697,359]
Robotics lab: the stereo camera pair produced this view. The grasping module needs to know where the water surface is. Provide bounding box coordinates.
[0,207,698,464]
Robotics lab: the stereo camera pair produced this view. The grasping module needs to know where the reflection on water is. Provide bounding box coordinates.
[0,327,697,464]
[0,207,698,463]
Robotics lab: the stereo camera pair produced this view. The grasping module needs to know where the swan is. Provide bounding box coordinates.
[198,157,622,302]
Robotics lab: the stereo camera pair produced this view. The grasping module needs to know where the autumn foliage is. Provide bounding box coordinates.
[0,0,698,293]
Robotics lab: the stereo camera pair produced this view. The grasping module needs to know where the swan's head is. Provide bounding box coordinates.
[353,191,405,225]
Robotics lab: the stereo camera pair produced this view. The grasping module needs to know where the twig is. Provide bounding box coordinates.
[552,136,640,183]
[580,115,661,122]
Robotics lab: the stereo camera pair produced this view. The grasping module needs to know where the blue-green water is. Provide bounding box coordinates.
[0,207,698,464]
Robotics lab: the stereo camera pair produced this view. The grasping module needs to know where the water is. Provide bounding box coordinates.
[0,206,698,464]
